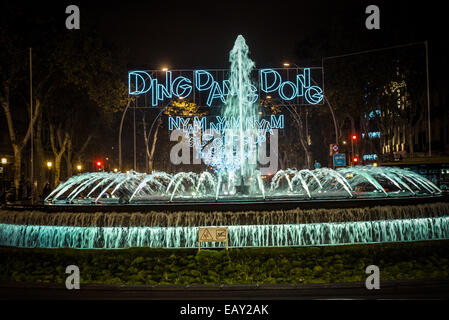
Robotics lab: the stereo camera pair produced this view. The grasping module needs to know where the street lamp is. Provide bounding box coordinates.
[0,158,7,204]
[46,161,53,188]
[162,67,169,72]
[76,164,82,171]
[283,63,290,67]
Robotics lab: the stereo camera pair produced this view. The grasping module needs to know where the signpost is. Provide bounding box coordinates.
[329,144,339,156]
[333,153,346,167]
[198,227,229,250]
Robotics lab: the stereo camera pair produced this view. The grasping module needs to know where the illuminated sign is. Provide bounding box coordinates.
[169,115,284,172]
[168,115,284,137]
[129,68,323,107]
[333,153,346,167]
[362,132,381,139]
[363,154,378,161]
[366,110,381,119]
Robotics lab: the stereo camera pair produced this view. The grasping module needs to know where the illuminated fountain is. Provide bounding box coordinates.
[0,35,447,249]
[44,166,441,205]
[44,35,441,205]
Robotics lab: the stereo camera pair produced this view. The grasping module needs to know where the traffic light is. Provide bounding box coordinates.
[351,134,358,141]
[95,160,103,170]
[352,156,359,164]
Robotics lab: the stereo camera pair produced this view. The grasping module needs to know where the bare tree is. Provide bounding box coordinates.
[49,123,70,187]
[0,82,41,196]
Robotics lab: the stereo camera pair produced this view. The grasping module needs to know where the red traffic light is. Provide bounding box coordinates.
[353,156,359,163]
[96,161,103,167]
[351,134,358,140]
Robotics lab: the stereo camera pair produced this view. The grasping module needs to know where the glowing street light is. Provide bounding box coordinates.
[113,168,118,173]
[46,161,53,169]
[283,62,290,67]
[76,164,82,171]
[1,158,6,164]
[162,67,169,72]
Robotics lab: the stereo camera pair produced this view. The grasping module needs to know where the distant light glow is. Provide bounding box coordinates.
[369,131,381,139]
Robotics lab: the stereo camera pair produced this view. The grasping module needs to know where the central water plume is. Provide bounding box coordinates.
[219,35,261,193]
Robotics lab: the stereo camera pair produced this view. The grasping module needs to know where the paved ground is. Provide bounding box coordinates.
[1,279,448,300]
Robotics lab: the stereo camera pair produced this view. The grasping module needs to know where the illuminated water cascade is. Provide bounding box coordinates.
[44,166,441,204]
[1,216,448,249]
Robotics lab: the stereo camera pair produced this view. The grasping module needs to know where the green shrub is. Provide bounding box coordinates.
[1,241,449,286]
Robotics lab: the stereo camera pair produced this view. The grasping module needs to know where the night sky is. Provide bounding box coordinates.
[10,0,448,73]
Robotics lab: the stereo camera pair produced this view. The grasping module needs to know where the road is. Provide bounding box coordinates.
[1,279,448,300]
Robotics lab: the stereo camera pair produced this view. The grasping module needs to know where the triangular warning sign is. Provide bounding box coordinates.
[200,228,214,241]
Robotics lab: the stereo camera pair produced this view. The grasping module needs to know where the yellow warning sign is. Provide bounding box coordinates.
[216,229,227,241]
[198,227,228,250]
[199,228,214,241]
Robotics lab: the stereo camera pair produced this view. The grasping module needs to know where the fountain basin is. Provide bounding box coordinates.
[1,202,448,249]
